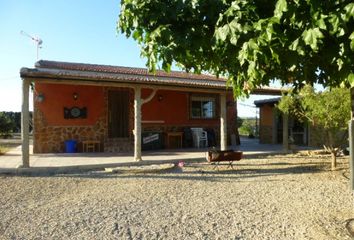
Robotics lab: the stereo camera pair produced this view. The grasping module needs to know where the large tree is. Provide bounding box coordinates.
[118,0,353,96]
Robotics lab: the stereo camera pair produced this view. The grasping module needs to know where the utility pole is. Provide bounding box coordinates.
[349,88,354,191]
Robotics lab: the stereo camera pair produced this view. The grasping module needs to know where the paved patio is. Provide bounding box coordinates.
[0,137,287,174]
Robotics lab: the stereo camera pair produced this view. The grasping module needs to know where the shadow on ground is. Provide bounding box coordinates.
[1,162,329,183]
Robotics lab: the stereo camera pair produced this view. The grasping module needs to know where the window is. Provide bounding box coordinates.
[190,95,216,119]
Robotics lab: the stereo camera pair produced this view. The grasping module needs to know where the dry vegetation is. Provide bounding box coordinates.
[0,136,21,155]
[0,146,8,155]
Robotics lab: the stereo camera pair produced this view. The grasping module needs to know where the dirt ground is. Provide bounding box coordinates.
[0,154,353,239]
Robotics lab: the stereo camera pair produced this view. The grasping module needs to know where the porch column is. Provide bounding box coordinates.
[134,86,142,161]
[272,107,278,144]
[21,78,30,168]
[283,113,289,152]
[220,93,227,150]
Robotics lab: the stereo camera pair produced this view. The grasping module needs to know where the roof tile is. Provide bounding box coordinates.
[35,60,225,82]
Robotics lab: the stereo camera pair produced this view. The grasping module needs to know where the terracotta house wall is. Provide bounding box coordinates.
[35,83,105,125]
[141,89,219,124]
[34,83,237,153]
[259,104,273,144]
[141,89,237,146]
[33,83,107,153]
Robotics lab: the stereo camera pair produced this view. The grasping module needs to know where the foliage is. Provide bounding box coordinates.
[237,117,243,128]
[0,112,15,137]
[0,112,33,134]
[2,112,21,132]
[118,0,353,96]
[238,118,257,137]
[278,87,351,169]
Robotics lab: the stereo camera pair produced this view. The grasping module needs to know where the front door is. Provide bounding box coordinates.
[108,90,129,138]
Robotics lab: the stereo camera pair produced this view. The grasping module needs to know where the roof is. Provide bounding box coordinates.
[254,97,281,107]
[20,60,283,94]
[35,60,222,81]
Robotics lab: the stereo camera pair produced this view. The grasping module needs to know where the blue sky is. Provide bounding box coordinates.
[0,0,273,117]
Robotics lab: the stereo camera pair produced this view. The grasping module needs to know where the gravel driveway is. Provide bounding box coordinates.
[0,154,352,239]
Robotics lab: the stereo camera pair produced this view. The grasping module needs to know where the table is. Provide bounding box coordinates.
[166,132,183,149]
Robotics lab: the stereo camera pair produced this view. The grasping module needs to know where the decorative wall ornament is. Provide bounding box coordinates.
[64,107,87,119]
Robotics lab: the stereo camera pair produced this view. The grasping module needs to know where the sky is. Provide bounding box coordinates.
[0,0,276,118]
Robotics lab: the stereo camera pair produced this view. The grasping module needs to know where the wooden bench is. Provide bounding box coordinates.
[206,150,243,170]
[82,140,100,152]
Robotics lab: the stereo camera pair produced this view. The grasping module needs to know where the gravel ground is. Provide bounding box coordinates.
[0,154,353,239]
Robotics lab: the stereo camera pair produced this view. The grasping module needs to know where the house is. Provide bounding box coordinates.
[255,97,324,147]
[19,60,281,167]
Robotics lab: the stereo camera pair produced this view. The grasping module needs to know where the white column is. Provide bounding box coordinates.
[21,78,30,168]
[220,93,227,150]
[283,113,289,152]
[134,86,142,161]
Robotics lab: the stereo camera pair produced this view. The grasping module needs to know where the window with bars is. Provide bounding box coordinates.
[190,95,216,119]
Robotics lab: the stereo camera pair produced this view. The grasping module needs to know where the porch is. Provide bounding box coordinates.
[0,137,284,174]
[19,60,283,169]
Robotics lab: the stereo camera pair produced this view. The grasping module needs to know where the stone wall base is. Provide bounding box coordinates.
[104,138,134,152]
[34,108,106,153]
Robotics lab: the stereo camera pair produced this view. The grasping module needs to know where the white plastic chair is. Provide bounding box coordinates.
[190,128,208,148]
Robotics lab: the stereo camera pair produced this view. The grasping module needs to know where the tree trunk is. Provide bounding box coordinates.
[330,151,337,171]
[235,128,241,145]
[327,131,337,170]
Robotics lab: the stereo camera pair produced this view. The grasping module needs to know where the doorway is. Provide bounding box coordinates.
[108,90,130,138]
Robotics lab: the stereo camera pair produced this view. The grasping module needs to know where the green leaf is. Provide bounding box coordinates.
[328,14,340,34]
[132,30,142,42]
[270,47,280,64]
[336,28,345,37]
[344,3,354,21]
[238,42,249,66]
[289,38,299,51]
[316,17,327,30]
[348,73,354,87]
[302,28,324,51]
[254,19,266,31]
[349,31,354,51]
[248,39,258,50]
[229,19,242,32]
[230,35,239,46]
[336,58,343,70]
[274,0,288,18]
[215,25,230,42]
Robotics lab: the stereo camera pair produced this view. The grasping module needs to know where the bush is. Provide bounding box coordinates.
[238,118,256,137]
[0,112,15,137]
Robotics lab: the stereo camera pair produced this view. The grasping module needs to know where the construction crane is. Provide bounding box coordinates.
[20,30,43,60]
